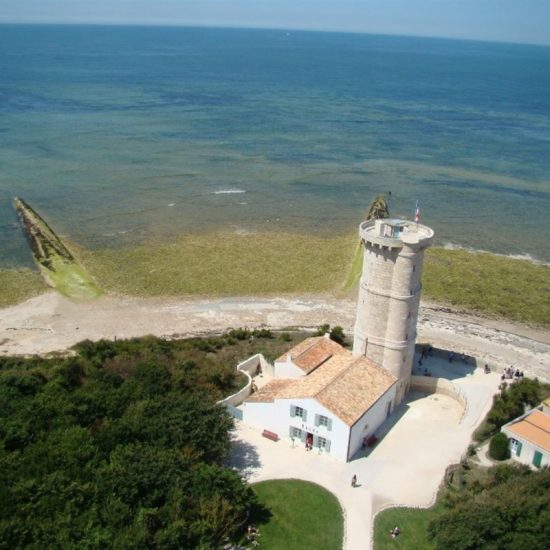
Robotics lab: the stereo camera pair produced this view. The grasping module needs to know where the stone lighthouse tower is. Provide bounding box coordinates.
[353,217,434,404]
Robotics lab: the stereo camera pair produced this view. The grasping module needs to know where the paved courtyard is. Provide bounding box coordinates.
[229,354,501,549]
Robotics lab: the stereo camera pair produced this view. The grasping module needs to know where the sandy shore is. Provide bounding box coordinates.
[1,291,549,382]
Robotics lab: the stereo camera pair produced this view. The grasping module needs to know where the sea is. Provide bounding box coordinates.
[1,25,550,267]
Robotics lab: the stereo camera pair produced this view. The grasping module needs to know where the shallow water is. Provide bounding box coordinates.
[1,25,549,266]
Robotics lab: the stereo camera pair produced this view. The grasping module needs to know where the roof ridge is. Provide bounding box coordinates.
[526,412,550,433]
[313,354,361,398]
[294,336,324,361]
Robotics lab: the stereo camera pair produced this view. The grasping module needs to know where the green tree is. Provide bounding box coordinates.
[329,326,346,345]
[488,432,510,461]
[429,467,550,550]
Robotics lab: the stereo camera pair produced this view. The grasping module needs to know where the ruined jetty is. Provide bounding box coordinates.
[14,198,101,299]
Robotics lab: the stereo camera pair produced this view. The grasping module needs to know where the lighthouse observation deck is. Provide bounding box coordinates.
[359,218,434,250]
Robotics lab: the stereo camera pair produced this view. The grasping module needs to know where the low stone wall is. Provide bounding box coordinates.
[218,354,272,408]
[410,375,467,418]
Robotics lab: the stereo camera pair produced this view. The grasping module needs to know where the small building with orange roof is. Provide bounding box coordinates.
[502,407,550,469]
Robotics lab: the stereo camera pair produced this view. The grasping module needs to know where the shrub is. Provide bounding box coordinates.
[329,326,346,345]
[252,328,273,339]
[279,332,292,342]
[315,324,330,336]
[489,432,510,461]
[227,328,251,341]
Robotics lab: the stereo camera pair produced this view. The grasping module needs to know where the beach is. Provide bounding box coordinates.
[1,291,548,382]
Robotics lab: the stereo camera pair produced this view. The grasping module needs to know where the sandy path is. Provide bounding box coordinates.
[1,291,549,381]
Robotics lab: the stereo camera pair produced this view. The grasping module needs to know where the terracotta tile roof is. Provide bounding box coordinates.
[247,350,397,426]
[506,410,550,452]
[274,336,347,374]
[317,359,397,426]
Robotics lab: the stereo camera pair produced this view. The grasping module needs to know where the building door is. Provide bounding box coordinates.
[532,450,543,468]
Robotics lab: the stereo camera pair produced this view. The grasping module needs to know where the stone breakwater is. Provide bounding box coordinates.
[13,198,101,299]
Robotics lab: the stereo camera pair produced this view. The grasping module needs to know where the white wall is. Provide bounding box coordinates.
[243,385,399,462]
[502,428,550,468]
[273,359,304,378]
[243,397,351,461]
[217,354,273,408]
[348,383,397,460]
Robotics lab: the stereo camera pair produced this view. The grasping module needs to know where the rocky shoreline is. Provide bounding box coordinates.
[1,292,548,382]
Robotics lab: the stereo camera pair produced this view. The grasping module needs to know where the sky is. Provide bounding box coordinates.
[1,0,549,46]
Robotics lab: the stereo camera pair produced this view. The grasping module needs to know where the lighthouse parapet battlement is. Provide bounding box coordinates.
[359,218,434,250]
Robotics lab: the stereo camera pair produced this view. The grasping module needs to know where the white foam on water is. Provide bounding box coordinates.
[213,188,246,195]
[441,242,550,266]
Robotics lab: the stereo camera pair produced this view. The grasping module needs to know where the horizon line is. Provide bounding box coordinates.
[0,20,549,49]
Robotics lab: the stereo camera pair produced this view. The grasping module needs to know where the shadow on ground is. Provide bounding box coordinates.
[413,349,477,380]
[350,398,415,462]
[228,433,262,479]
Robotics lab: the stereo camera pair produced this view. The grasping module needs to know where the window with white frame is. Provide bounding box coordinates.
[292,427,302,439]
[317,436,327,449]
[510,438,523,456]
[294,406,305,418]
[318,415,329,427]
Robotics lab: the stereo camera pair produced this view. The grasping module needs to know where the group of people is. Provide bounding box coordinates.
[246,525,260,544]
[502,366,524,381]
[390,526,401,539]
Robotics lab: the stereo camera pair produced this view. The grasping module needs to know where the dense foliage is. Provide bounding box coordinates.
[315,324,347,346]
[474,378,550,441]
[488,432,510,461]
[428,465,550,550]
[0,334,279,549]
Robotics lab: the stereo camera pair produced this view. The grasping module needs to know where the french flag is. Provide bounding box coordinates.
[414,201,420,223]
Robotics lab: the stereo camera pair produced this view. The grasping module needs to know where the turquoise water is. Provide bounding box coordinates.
[1,25,550,266]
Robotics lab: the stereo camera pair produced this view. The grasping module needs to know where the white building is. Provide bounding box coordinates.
[501,401,550,469]
[239,215,434,462]
[242,336,397,461]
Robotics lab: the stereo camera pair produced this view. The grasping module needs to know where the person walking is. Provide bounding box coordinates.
[351,475,357,488]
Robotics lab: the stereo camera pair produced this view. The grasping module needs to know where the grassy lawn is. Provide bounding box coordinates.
[373,503,444,550]
[423,247,550,327]
[0,268,47,308]
[3,228,549,331]
[250,480,344,550]
[77,232,357,297]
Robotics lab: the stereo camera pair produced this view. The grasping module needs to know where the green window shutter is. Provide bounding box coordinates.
[533,450,543,468]
[516,441,522,457]
[300,430,306,443]
[302,409,308,422]
[290,405,295,417]
[325,439,331,453]
[313,435,318,448]
[314,414,319,426]
[327,418,333,431]
[289,426,295,438]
